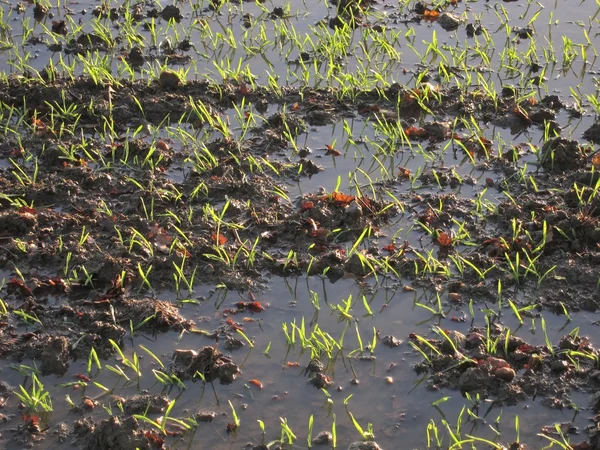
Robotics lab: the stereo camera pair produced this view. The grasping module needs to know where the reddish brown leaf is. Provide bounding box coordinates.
[405,126,428,138]
[10,147,24,157]
[155,140,169,152]
[74,373,91,382]
[437,232,453,248]
[144,430,165,448]
[325,144,342,156]
[226,318,242,330]
[246,301,264,313]
[328,191,355,206]
[248,379,263,389]
[423,9,439,20]
[19,205,37,215]
[239,84,250,95]
[8,278,33,296]
[300,201,314,212]
[397,167,411,179]
[513,105,532,124]
[382,243,396,253]
[211,232,227,245]
[22,415,40,426]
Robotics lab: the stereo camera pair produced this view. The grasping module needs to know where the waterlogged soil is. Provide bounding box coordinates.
[0,0,599,449]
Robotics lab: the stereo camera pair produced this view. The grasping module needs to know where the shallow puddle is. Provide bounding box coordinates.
[1,0,600,449]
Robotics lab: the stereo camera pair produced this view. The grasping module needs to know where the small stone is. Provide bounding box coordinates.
[437,12,462,31]
[495,367,516,382]
[345,201,363,218]
[159,70,182,89]
[448,292,462,304]
[347,442,382,450]
[195,411,216,422]
[551,360,569,373]
[384,376,394,384]
[440,330,466,354]
[312,431,333,445]
[465,332,484,349]
[381,335,402,348]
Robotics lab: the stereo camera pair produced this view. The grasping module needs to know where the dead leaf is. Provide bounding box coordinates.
[156,140,169,151]
[405,126,428,139]
[300,201,314,212]
[325,144,342,156]
[248,379,263,389]
[328,191,355,205]
[211,232,227,245]
[437,232,453,248]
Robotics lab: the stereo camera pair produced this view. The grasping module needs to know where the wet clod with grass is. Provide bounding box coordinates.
[0,0,600,449]
[170,346,241,383]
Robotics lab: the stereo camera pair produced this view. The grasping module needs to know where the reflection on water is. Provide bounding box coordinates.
[0,275,594,449]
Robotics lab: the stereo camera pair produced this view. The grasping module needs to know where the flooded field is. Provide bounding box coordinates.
[0,0,599,448]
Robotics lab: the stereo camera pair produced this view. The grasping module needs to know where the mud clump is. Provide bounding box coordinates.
[40,336,70,376]
[114,297,192,332]
[17,335,71,376]
[303,358,333,389]
[540,137,587,171]
[126,47,145,67]
[170,346,241,383]
[381,334,402,348]
[347,442,383,450]
[412,328,600,407]
[437,13,462,31]
[312,431,333,445]
[583,121,600,143]
[160,5,182,22]
[120,394,169,415]
[74,416,151,450]
[0,210,37,234]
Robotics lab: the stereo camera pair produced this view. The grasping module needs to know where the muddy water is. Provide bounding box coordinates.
[0,0,599,449]
[0,272,597,449]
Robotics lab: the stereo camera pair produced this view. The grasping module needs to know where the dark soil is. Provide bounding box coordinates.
[0,68,598,448]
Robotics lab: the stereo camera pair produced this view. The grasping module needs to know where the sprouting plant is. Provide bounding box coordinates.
[307,414,314,448]
[134,399,192,435]
[15,374,53,412]
[229,400,241,429]
[541,317,554,356]
[279,417,297,445]
[344,395,375,440]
